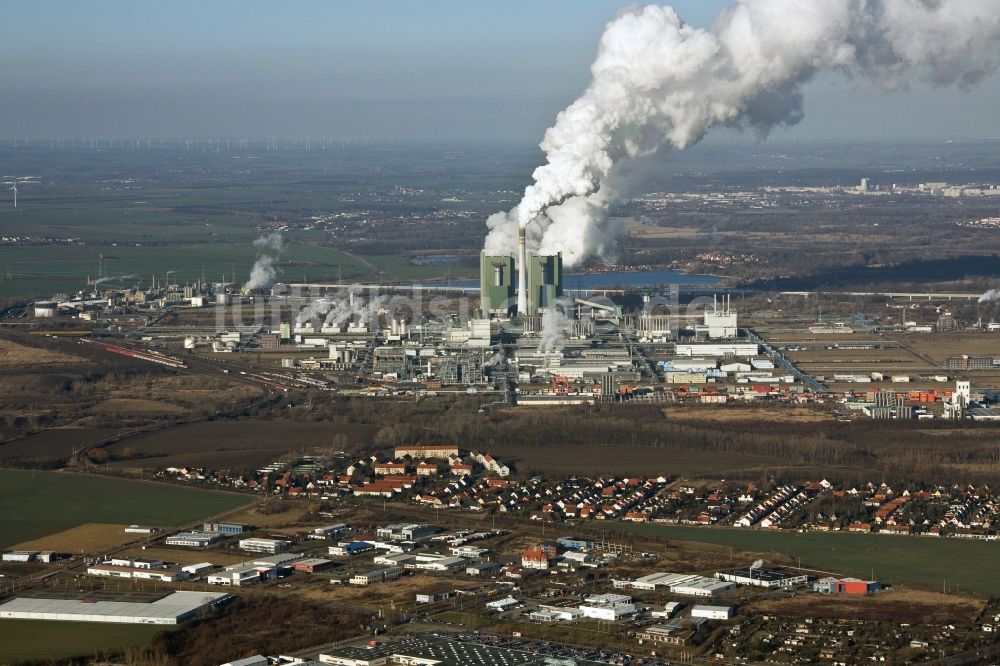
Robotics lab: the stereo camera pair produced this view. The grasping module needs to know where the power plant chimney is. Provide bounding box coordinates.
[517,226,528,316]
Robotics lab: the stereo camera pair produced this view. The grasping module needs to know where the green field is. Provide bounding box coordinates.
[0,619,162,664]
[0,470,251,548]
[618,523,1000,597]
[0,242,379,299]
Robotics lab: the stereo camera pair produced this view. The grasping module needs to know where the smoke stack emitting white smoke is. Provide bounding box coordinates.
[485,0,1000,266]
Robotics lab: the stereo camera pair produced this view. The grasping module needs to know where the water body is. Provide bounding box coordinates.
[447,269,722,290]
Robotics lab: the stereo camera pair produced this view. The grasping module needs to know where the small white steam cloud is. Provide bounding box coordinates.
[252,232,285,253]
[296,296,335,326]
[245,233,284,290]
[482,351,505,368]
[979,289,1000,303]
[538,301,573,353]
[484,0,1000,266]
[94,274,136,286]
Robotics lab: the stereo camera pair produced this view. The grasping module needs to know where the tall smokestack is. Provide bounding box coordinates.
[517,226,528,316]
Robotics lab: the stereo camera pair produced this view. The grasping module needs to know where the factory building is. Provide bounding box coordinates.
[614,572,734,597]
[480,254,516,316]
[526,252,563,314]
[165,532,224,548]
[349,566,404,585]
[479,248,563,317]
[0,591,230,625]
[946,355,995,370]
[204,522,251,535]
[87,559,189,582]
[675,343,759,358]
[813,577,883,595]
[700,295,738,339]
[376,523,437,541]
[691,605,734,620]
[716,568,808,589]
[238,538,291,554]
[579,593,637,621]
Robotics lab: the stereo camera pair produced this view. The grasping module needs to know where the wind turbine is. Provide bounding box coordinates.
[4,177,38,208]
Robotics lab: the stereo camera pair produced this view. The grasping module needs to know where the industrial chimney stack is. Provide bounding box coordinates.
[517,226,528,316]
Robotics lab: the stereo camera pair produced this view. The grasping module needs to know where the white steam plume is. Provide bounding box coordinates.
[252,232,285,252]
[295,291,388,329]
[979,289,1000,304]
[296,297,334,326]
[94,274,136,286]
[245,233,284,290]
[246,255,278,290]
[484,0,1000,266]
[482,351,505,368]
[538,301,573,353]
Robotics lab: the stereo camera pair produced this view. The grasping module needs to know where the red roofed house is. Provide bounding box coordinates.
[521,545,557,570]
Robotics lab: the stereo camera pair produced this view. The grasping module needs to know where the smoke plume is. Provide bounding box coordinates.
[979,289,1000,303]
[294,290,388,330]
[484,0,1000,266]
[245,233,284,290]
[252,232,285,253]
[94,274,136,286]
[482,351,505,368]
[538,302,573,353]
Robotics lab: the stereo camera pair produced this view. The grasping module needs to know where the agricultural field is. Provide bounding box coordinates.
[617,523,1000,597]
[748,586,986,624]
[104,420,380,471]
[0,619,162,664]
[117,545,248,567]
[10,523,138,554]
[0,469,251,548]
[0,337,86,367]
[487,442,788,477]
[0,428,120,463]
[666,405,831,423]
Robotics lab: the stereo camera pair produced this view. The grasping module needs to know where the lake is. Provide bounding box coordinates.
[445,269,722,290]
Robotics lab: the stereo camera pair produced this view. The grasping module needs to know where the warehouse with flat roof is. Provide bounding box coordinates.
[716,568,808,588]
[0,591,230,625]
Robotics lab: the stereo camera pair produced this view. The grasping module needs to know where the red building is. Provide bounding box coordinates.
[836,578,882,595]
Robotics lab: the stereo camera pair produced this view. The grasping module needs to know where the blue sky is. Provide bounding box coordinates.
[1,0,997,141]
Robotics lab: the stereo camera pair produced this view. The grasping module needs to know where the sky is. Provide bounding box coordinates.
[1,0,998,142]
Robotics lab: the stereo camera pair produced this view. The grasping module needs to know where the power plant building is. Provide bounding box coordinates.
[479,249,563,317]
[527,252,563,314]
[480,254,516,316]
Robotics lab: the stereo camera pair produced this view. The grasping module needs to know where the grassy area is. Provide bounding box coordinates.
[365,255,476,282]
[0,619,162,663]
[0,242,376,298]
[0,470,251,548]
[616,523,1000,597]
